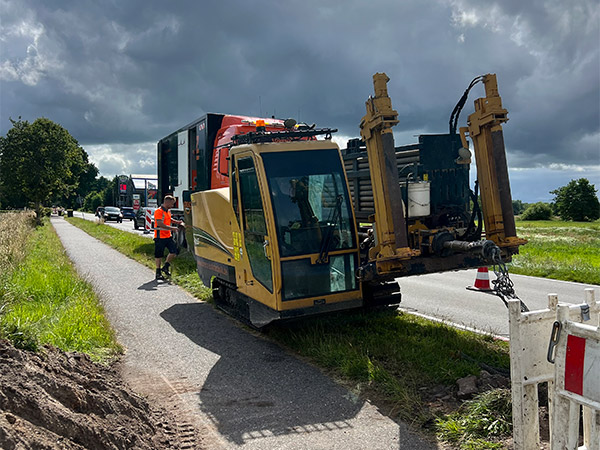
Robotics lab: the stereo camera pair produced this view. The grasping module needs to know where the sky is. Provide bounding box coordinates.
[1,0,598,203]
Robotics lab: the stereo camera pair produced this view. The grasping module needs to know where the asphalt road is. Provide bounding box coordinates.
[397,270,598,338]
[51,217,436,450]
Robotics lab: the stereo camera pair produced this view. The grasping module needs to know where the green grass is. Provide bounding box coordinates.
[511,219,600,285]
[266,309,509,426]
[66,217,211,300]
[436,389,512,449]
[0,218,121,361]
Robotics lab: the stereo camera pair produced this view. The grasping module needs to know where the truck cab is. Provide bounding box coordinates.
[157,114,287,208]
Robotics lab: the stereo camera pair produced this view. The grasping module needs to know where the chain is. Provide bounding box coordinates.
[489,245,529,312]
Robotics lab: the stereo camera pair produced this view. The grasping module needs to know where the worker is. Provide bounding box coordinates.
[154,195,182,280]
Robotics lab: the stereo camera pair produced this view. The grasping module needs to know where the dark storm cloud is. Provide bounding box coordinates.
[445,0,599,167]
[1,0,598,178]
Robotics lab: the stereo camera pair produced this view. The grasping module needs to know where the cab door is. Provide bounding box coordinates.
[236,155,274,293]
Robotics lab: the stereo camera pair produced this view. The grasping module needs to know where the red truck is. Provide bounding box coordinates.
[157,114,290,206]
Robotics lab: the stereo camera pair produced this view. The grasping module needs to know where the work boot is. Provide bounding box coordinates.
[161,264,171,277]
[155,269,164,280]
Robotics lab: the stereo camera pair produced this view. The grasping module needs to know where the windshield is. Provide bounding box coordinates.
[262,149,356,258]
[105,207,120,213]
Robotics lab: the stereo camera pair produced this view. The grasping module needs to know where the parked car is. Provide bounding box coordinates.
[121,207,136,221]
[134,207,156,230]
[102,206,123,223]
[95,206,105,218]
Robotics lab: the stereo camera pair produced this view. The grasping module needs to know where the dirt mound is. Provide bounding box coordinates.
[0,340,177,449]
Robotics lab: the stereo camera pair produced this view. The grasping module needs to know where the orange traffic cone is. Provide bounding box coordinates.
[466,267,493,292]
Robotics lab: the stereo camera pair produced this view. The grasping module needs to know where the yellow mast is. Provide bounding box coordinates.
[461,74,525,249]
[360,73,416,276]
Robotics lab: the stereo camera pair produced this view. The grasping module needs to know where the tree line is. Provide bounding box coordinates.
[1,117,599,223]
[512,178,600,222]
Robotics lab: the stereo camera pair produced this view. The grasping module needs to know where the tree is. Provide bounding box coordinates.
[95,176,110,193]
[521,202,553,220]
[0,118,87,222]
[51,159,99,209]
[101,176,119,206]
[78,160,99,195]
[83,191,103,212]
[551,178,600,222]
[512,199,527,215]
[52,157,99,209]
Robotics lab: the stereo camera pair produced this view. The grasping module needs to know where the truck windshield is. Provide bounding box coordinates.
[262,149,356,258]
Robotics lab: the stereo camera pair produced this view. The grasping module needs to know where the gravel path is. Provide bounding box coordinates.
[51,217,438,449]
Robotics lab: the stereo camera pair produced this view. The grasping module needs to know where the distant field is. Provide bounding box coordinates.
[510,219,600,285]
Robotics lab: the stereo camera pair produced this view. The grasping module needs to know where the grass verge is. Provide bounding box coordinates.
[0,215,121,362]
[511,220,600,285]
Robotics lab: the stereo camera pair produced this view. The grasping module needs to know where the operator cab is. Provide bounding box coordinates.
[202,133,364,327]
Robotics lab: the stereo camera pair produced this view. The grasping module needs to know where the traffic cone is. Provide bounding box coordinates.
[466,267,493,292]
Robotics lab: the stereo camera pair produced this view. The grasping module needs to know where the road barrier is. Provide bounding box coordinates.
[550,304,599,450]
[508,288,599,450]
[144,209,152,234]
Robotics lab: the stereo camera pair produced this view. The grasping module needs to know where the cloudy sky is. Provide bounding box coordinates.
[1,0,598,202]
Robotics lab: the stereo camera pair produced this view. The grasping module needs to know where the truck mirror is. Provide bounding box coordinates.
[218,149,229,176]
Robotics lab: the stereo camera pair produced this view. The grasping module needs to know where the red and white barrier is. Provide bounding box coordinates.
[563,333,600,401]
[144,209,152,234]
[509,288,599,450]
[551,304,599,450]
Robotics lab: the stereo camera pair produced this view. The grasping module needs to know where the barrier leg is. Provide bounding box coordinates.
[583,407,599,450]
[510,374,541,448]
[523,384,540,448]
[511,382,525,448]
[509,299,542,449]
[568,402,581,449]
[548,379,554,442]
[551,397,579,449]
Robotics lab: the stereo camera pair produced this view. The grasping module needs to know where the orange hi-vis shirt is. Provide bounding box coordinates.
[154,208,172,239]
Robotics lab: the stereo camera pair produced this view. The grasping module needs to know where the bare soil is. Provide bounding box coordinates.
[0,340,183,449]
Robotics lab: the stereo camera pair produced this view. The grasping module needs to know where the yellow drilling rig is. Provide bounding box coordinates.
[159,73,526,327]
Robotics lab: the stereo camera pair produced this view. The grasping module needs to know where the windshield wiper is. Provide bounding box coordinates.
[316,194,343,264]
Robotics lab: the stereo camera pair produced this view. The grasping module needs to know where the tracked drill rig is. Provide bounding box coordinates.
[182,73,525,326]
